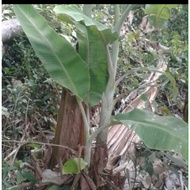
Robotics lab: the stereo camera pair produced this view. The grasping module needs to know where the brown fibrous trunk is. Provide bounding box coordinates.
[49,88,85,168]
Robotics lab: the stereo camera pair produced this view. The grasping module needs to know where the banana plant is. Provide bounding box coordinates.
[13,4,187,172]
[144,4,178,29]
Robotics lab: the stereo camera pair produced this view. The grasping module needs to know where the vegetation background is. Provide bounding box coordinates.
[2,4,188,190]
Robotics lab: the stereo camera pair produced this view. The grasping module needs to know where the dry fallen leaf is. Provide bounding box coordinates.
[41,169,72,185]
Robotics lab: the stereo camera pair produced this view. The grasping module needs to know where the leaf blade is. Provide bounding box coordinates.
[13,4,90,101]
[114,109,188,161]
[144,4,178,29]
[54,5,118,106]
[62,157,88,175]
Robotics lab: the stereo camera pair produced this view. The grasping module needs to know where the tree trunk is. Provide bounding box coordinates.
[2,19,23,43]
[50,88,85,168]
[2,19,23,58]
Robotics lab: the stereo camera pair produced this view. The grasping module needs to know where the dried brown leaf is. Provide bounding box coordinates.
[83,173,97,190]
[41,169,72,185]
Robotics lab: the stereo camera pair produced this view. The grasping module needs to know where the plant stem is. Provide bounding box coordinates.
[87,121,117,145]
[114,4,136,33]
[111,5,120,74]
[96,4,135,143]
[97,46,115,143]
[77,99,91,165]
[96,5,121,144]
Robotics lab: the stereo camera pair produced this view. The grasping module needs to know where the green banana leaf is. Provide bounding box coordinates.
[54,5,118,106]
[13,4,89,101]
[145,4,178,29]
[54,5,117,44]
[62,157,87,175]
[113,109,188,162]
